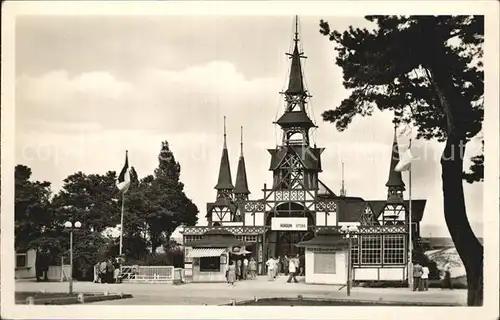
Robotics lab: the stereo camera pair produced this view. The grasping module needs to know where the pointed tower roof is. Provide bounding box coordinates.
[276,16,315,129]
[215,116,234,190]
[285,16,306,96]
[386,126,406,189]
[234,126,250,195]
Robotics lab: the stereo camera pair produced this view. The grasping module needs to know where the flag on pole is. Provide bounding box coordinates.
[395,147,414,172]
[116,151,131,193]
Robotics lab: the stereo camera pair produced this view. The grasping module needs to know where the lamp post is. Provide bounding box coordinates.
[340,224,359,297]
[64,221,81,294]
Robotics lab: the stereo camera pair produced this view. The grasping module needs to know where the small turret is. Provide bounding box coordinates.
[214,116,234,199]
[234,126,250,200]
[386,126,405,203]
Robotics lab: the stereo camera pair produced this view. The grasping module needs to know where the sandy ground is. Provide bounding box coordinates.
[15,275,466,306]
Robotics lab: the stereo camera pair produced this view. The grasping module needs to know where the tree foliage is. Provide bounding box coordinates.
[319,15,484,305]
[319,15,483,180]
[15,140,199,274]
[51,171,120,233]
[15,165,53,251]
[144,141,199,252]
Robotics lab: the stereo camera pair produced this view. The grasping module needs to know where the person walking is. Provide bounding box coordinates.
[266,256,276,281]
[227,261,236,286]
[93,262,100,283]
[113,258,121,283]
[413,262,423,291]
[35,248,49,282]
[105,258,114,284]
[421,264,430,291]
[299,254,305,276]
[442,263,453,290]
[275,257,281,278]
[248,257,257,280]
[284,255,289,276]
[286,255,298,283]
[99,260,107,283]
[236,260,242,281]
[242,257,249,280]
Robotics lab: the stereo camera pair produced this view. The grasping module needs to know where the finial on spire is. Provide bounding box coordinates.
[240,126,244,156]
[340,161,346,197]
[223,116,227,149]
[294,15,299,43]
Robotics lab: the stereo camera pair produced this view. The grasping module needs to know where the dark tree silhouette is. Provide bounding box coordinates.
[319,15,483,305]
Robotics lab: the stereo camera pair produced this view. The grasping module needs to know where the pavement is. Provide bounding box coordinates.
[15,276,467,306]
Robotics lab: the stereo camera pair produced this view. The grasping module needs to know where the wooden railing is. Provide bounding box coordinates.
[119,265,179,283]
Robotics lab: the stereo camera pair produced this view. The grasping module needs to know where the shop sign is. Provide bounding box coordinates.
[271,217,308,231]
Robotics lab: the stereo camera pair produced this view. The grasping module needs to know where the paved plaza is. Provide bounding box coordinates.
[16,276,467,306]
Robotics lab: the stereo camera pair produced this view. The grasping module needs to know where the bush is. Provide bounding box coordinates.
[125,248,184,267]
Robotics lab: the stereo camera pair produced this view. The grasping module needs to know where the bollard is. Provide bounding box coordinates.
[26,296,35,305]
[230,299,236,306]
[77,293,85,303]
[254,296,258,302]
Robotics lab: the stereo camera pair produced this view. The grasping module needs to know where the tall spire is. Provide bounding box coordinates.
[386,126,405,203]
[234,126,250,197]
[215,116,234,191]
[340,161,346,197]
[285,15,306,96]
[223,115,228,149]
[240,125,244,156]
[276,15,315,146]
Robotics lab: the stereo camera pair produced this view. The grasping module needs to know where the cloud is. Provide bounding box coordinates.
[16,61,280,137]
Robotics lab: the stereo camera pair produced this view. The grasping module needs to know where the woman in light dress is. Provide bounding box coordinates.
[227,261,236,286]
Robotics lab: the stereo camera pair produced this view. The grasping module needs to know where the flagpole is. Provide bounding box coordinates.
[119,191,125,256]
[408,137,413,290]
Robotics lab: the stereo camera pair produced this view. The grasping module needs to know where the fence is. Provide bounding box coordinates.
[47,264,72,281]
[120,265,181,284]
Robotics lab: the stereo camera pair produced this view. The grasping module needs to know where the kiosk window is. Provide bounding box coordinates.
[200,257,221,272]
[314,252,336,274]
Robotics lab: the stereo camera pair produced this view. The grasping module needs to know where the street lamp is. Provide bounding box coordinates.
[64,221,81,294]
[340,224,359,297]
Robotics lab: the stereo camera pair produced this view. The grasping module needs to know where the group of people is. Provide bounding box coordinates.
[94,257,121,284]
[265,254,303,283]
[412,261,453,291]
[412,262,430,291]
[225,256,258,286]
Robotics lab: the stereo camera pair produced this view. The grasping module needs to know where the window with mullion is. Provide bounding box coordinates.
[360,235,382,265]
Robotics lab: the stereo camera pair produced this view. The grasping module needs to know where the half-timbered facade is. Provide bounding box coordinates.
[182,17,426,281]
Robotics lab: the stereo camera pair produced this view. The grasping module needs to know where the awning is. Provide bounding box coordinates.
[187,248,227,258]
[232,249,252,255]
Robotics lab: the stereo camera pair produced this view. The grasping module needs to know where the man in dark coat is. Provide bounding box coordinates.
[35,248,49,282]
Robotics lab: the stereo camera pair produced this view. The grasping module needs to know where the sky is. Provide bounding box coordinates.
[15,15,484,238]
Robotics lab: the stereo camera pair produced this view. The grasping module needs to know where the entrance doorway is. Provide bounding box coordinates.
[276,231,310,257]
[264,202,315,262]
[266,230,314,259]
